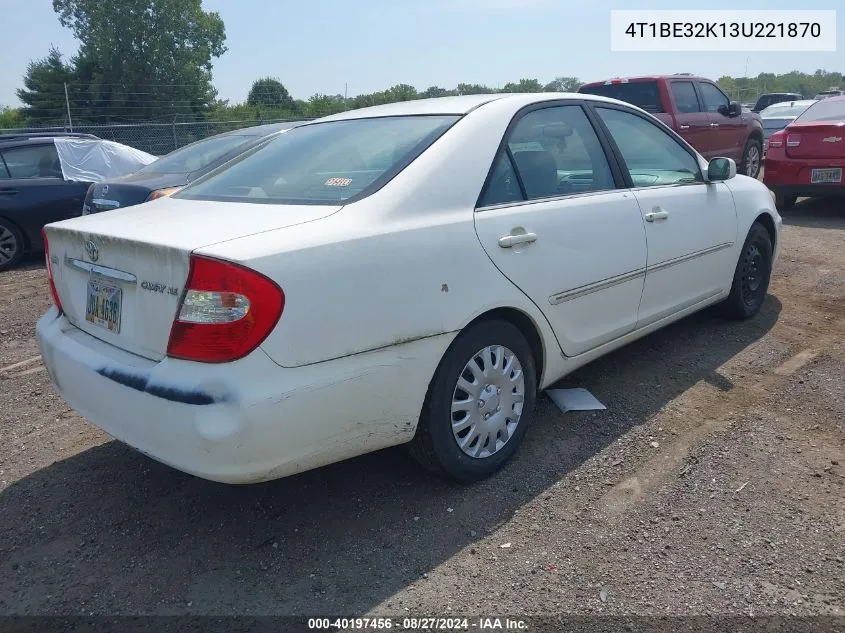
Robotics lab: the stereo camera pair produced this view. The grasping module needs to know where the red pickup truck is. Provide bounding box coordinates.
[579,75,764,179]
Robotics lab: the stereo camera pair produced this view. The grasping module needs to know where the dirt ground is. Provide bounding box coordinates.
[0,197,843,620]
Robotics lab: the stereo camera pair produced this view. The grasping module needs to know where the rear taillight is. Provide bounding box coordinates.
[166,255,284,363]
[41,228,63,313]
[786,134,801,147]
[767,131,785,149]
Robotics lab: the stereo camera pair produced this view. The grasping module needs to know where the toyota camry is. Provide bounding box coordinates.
[37,93,781,484]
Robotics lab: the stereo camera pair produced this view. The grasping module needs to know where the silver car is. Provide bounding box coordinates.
[760,100,816,155]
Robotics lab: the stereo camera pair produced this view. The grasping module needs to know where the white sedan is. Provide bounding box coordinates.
[36,93,782,484]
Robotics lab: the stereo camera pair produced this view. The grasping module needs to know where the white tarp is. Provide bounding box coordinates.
[53,138,157,183]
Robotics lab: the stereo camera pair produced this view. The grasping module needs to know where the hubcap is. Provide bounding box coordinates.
[0,226,18,265]
[451,345,526,459]
[740,243,764,306]
[746,145,761,178]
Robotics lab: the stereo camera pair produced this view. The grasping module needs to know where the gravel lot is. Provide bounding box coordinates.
[0,198,843,620]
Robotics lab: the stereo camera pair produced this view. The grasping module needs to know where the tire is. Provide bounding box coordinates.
[774,191,797,211]
[409,319,537,483]
[718,222,773,320]
[740,137,763,179]
[0,219,25,271]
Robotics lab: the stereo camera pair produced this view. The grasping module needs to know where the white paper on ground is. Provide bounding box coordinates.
[546,388,606,414]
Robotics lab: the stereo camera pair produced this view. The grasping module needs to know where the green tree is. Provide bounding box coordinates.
[247,77,294,110]
[16,46,75,124]
[49,0,227,122]
[456,83,495,95]
[421,86,452,98]
[544,76,582,93]
[502,78,544,93]
[0,106,26,129]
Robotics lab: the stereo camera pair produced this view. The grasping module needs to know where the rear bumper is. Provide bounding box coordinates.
[767,184,845,198]
[36,308,450,483]
[764,156,845,190]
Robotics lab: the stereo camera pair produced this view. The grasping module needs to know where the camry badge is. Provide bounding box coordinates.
[85,240,99,262]
[102,184,109,194]
[822,136,842,143]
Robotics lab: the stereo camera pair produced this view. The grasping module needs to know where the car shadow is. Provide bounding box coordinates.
[780,197,845,230]
[11,252,47,272]
[0,296,782,615]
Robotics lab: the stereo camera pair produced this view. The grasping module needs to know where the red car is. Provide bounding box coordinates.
[764,96,845,210]
[579,75,764,179]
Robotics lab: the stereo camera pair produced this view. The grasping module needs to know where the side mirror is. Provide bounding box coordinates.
[718,101,742,117]
[707,157,737,181]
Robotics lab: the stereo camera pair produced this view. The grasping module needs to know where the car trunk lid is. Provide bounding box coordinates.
[785,122,845,159]
[45,198,342,361]
[83,173,190,214]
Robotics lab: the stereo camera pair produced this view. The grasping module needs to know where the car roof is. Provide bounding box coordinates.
[0,133,99,149]
[580,74,711,86]
[310,93,630,123]
[762,99,816,110]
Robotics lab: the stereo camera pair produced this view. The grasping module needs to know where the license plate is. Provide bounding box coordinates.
[85,277,122,333]
[810,168,842,184]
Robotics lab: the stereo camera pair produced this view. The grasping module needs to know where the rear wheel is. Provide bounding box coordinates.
[774,192,797,211]
[718,222,773,320]
[409,319,537,483]
[740,138,762,179]
[0,219,24,271]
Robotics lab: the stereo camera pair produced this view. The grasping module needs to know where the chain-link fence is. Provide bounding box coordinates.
[0,118,314,156]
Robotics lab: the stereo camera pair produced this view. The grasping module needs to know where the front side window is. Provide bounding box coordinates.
[480,105,615,206]
[670,81,701,114]
[698,83,730,113]
[596,107,703,187]
[0,144,62,179]
[177,115,458,205]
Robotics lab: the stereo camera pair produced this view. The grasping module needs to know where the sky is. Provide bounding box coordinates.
[1,0,842,107]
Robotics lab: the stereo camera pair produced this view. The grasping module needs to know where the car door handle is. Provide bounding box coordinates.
[0,188,17,196]
[679,124,691,130]
[498,232,537,248]
[644,208,669,222]
[710,122,720,127]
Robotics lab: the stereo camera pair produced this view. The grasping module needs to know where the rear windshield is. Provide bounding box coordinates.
[760,102,813,119]
[796,99,845,123]
[140,134,256,174]
[176,115,459,205]
[579,82,665,113]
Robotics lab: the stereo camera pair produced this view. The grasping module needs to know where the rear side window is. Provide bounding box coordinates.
[177,115,459,205]
[670,81,701,113]
[579,81,665,114]
[796,99,845,123]
[479,105,615,206]
[0,144,62,179]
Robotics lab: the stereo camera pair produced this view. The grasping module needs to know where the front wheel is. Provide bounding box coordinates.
[409,319,537,483]
[718,222,773,320]
[740,138,763,179]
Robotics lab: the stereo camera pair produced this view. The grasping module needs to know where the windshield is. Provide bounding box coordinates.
[176,115,459,205]
[139,134,257,174]
[760,102,814,119]
[579,82,665,113]
[796,99,845,123]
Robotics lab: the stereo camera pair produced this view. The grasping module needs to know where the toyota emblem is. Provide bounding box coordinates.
[85,240,99,262]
